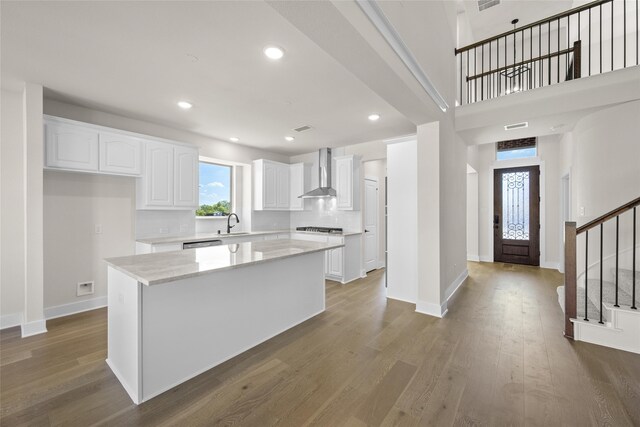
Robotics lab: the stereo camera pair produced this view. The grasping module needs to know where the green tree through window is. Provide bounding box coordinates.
[197,162,232,216]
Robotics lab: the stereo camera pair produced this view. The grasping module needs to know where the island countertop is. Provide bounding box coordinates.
[106,239,344,286]
[136,229,362,245]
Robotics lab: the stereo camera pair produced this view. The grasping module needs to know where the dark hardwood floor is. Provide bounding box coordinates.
[1,262,639,426]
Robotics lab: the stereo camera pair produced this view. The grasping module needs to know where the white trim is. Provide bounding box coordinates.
[386,295,416,305]
[21,319,47,338]
[383,134,416,145]
[1,312,23,330]
[44,296,107,320]
[445,269,469,301]
[479,255,493,262]
[363,177,379,274]
[540,261,561,271]
[467,254,480,262]
[377,260,386,269]
[416,300,448,318]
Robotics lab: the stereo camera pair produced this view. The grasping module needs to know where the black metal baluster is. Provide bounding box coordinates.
[549,21,552,85]
[460,53,463,105]
[589,8,593,75]
[481,44,484,100]
[505,35,508,93]
[567,15,570,80]
[474,47,477,102]
[558,18,561,83]
[585,230,590,321]
[599,223,604,324]
[598,4,605,75]
[530,27,533,90]
[633,206,637,309]
[498,38,501,96]
[466,50,470,104]
[539,24,543,88]
[513,32,516,92]
[615,215,620,307]
[521,29,524,90]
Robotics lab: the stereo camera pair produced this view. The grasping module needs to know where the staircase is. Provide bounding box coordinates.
[561,197,640,354]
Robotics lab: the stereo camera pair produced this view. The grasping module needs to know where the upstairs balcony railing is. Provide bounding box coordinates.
[455,0,639,106]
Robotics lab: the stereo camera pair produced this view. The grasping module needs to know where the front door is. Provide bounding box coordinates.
[494,166,540,266]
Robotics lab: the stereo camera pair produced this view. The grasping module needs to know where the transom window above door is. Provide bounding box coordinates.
[496,137,537,161]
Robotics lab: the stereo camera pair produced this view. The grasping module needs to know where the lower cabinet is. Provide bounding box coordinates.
[325,247,343,277]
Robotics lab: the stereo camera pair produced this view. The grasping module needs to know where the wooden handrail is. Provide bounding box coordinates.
[577,197,640,234]
[454,0,612,54]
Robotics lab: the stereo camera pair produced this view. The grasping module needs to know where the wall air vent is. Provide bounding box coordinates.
[504,121,529,131]
[293,125,313,133]
[478,0,500,12]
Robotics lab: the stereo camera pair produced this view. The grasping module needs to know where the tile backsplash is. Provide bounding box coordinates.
[135,210,196,238]
[290,198,362,231]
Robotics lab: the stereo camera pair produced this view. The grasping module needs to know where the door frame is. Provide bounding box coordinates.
[489,157,548,267]
[559,170,572,273]
[363,176,379,272]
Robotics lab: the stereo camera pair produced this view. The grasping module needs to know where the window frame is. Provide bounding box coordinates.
[196,160,234,218]
[495,143,537,161]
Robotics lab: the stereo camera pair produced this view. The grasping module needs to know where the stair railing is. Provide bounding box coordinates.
[564,196,640,338]
[455,0,640,106]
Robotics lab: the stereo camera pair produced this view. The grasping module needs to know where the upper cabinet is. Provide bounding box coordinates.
[254,160,309,211]
[45,117,141,176]
[45,121,99,172]
[136,142,198,210]
[289,162,310,211]
[335,155,360,210]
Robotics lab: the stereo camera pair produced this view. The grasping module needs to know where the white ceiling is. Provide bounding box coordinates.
[459,0,573,45]
[0,1,417,155]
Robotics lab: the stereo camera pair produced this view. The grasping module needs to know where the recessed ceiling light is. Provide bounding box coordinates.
[177,101,192,110]
[264,46,284,60]
[368,114,380,121]
[229,137,239,142]
[285,136,295,142]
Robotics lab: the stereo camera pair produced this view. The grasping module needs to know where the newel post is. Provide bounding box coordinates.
[564,221,577,339]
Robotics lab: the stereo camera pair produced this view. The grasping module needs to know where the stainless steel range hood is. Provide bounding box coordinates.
[299,148,336,198]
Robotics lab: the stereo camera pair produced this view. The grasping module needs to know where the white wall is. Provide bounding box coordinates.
[43,171,135,309]
[467,167,479,261]
[475,135,563,269]
[1,89,26,327]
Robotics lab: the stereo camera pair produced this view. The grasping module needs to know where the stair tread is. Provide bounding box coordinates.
[584,278,639,307]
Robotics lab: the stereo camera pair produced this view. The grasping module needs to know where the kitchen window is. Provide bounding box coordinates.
[197,161,233,217]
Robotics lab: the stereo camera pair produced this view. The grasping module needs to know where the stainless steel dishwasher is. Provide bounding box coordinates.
[182,240,223,250]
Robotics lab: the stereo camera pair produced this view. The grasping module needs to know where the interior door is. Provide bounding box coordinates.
[494,165,540,266]
[364,178,378,272]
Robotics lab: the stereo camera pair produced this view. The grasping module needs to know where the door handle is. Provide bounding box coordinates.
[494,215,500,229]
[365,229,370,233]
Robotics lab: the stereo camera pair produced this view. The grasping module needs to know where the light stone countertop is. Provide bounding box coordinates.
[136,229,362,245]
[106,239,344,286]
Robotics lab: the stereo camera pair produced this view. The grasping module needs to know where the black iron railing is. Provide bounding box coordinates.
[564,197,639,338]
[455,0,639,106]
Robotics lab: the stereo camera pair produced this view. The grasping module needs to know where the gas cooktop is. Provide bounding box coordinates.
[295,226,343,234]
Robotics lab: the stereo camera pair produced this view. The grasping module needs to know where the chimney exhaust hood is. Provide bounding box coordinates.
[299,148,337,198]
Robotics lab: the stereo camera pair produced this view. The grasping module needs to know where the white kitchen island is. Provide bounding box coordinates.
[105,239,342,404]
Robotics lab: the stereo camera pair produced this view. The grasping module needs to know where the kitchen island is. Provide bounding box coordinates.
[105,239,343,404]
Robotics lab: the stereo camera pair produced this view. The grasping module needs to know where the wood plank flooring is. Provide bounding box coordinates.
[1,262,639,426]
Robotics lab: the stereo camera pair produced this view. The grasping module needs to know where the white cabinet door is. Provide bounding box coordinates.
[46,123,99,171]
[144,141,174,207]
[173,146,199,207]
[276,164,290,209]
[289,163,306,210]
[99,132,142,176]
[263,162,278,209]
[328,248,343,277]
[335,156,353,209]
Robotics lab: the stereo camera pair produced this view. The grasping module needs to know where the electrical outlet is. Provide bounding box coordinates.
[95,224,102,234]
[77,281,94,297]
[580,206,585,216]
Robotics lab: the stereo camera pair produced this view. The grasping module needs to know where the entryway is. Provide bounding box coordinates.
[493,165,540,266]
[364,177,378,272]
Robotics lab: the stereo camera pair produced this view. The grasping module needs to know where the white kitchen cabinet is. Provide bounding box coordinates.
[253,159,294,211]
[137,142,199,210]
[173,146,199,208]
[138,141,174,208]
[99,132,142,176]
[45,121,99,172]
[335,155,360,210]
[289,162,310,210]
[326,247,344,277]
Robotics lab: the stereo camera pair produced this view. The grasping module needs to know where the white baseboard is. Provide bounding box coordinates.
[106,358,140,404]
[445,269,469,301]
[479,255,493,263]
[415,300,448,318]
[540,261,561,271]
[21,319,47,338]
[44,296,107,320]
[467,254,480,262]
[377,260,386,269]
[386,294,416,305]
[1,312,23,330]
